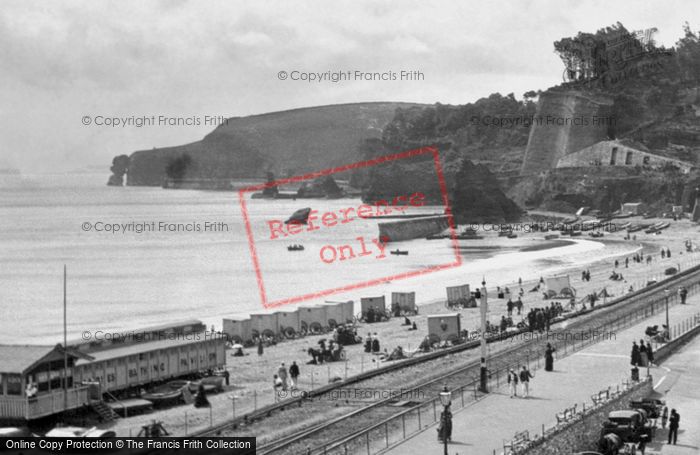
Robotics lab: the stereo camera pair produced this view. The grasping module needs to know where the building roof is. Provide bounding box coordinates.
[67,319,204,347]
[0,344,92,374]
[74,331,221,365]
[0,345,55,374]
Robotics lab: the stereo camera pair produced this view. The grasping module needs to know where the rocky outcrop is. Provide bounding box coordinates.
[107,155,129,186]
[450,160,523,223]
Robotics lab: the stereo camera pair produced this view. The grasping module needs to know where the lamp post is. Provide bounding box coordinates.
[479,279,488,393]
[438,385,452,455]
[664,289,670,341]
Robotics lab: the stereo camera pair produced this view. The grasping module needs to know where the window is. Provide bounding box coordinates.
[610,147,618,165]
[6,375,22,395]
[625,152,633,165]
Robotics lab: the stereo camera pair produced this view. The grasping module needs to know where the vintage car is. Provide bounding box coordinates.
[600,409,654,443]
[629,398,664,419]
[45,426,116,438]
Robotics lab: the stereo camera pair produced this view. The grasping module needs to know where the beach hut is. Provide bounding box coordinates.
[298,304,328,333]
[427,313,461,343]
[322,302,344,328]
[277,308,301,338]
[360,296,386,318]
[446,284,471,307]
[249,310,279,339]
[391,292,417,315]
[544,275,576,299]
[222,315,252,344]
[340,300,355,324]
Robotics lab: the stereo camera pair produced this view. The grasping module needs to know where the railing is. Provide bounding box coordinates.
[0,386,90,420]
[315,279,700,455]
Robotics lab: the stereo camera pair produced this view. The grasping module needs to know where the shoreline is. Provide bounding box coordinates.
[106,216,699,437]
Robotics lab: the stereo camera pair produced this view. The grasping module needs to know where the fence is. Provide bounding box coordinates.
[496,309,700,455]
[113,257,700,439]
[312,282,700,455]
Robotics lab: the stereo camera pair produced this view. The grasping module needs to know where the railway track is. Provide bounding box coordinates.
[199,265,700,455]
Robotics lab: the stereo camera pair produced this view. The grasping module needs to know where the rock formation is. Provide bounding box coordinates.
[107,155,129,186]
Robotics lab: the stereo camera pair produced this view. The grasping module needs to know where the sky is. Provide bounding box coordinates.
[0,0,698,173]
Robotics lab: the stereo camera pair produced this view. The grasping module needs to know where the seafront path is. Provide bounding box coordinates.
[651,331,700,454]
[383,294,700,455]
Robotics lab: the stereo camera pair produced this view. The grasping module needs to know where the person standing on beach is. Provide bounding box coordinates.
[258,338,264,356]
[545,343,556,371]
[289,361,300,389]
[278,363,288,391]
[668,409,680,444]
[519,366,534,397]
[679,286,688,304]
[507,299,514,316]
[516,298,523,315]
[507,369,518,398]
[646,341,654,366]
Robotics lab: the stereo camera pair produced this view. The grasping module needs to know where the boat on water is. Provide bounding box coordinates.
[390,249,408,255]
[287,244,305,251]
[285,208,312,225]
[506,233,518,239]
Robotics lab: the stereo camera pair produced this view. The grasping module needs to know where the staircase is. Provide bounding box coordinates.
[91,400,120,422]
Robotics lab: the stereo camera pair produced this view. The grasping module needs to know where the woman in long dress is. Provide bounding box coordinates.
[545,343,556,371]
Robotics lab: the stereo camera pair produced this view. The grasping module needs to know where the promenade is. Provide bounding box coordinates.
[650,331,700,454]
[384,295,700,455]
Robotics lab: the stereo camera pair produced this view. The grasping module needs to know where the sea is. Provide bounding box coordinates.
[0,173,641,344]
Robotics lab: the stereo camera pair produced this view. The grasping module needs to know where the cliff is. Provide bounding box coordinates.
[116,102,424,186]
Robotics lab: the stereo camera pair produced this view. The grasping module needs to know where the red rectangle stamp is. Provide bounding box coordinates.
[238,146,461,308]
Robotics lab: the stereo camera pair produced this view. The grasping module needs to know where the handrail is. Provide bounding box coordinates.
[102,389,127,418]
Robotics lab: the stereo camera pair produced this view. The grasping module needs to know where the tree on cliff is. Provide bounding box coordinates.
[676,22,700,83]
[165,154,192,181]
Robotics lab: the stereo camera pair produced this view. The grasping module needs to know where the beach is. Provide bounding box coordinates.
[107,216,700,437]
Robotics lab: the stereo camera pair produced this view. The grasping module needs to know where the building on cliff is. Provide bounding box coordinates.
[556,139,694,173]
[520,90,614,175]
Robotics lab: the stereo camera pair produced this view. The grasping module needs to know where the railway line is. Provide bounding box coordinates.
[198,265,700,455]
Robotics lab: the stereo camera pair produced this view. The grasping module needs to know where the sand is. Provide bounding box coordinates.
[108,216,700,436]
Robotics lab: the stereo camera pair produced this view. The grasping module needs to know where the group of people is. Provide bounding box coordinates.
[630,339,655,369]
[526,304,563,333]
[273,361,301,399]
[506,298,524,316]
[581,269,592,282]
[364,332,381,353]
[507,365,535,398]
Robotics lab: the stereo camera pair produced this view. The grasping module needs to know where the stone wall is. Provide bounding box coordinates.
[521,378,653,454]
[557,140,694,172]
[520,90,613,176]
